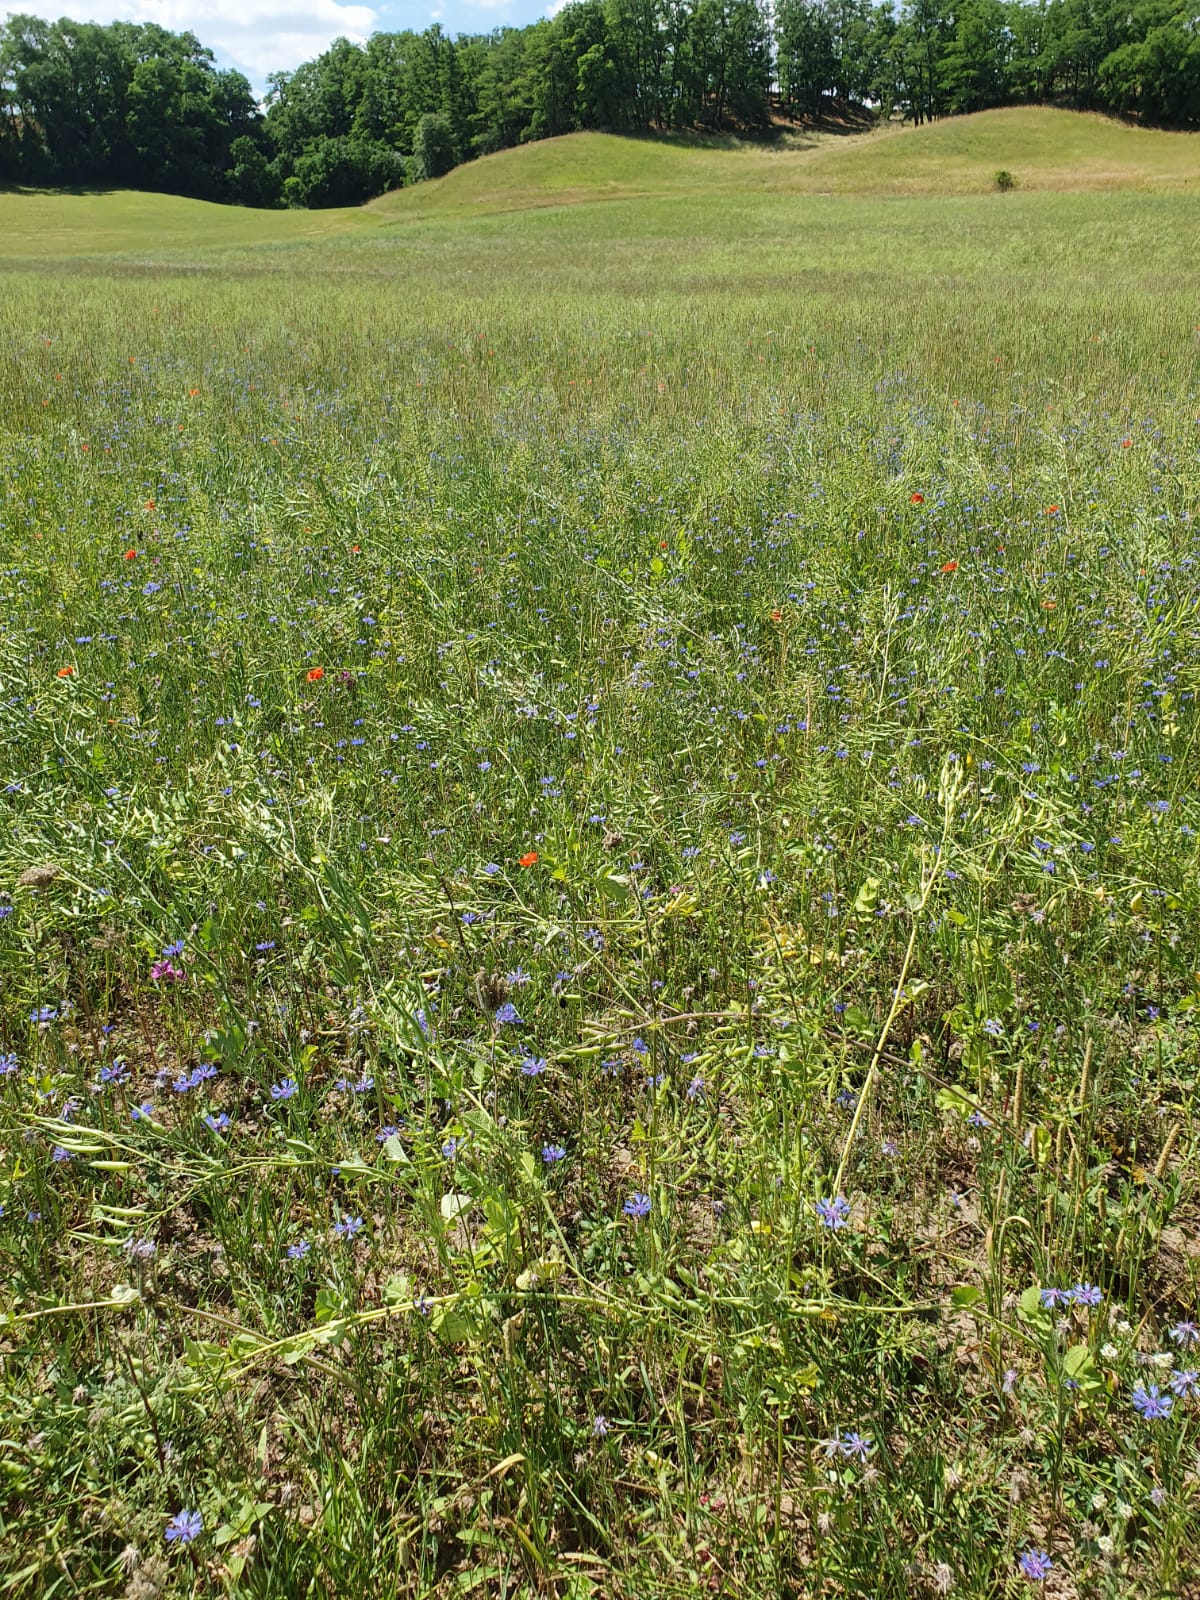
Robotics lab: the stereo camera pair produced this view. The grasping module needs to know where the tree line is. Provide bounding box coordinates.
[1,2,1196,209]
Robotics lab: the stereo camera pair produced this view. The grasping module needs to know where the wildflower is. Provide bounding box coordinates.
[442,1135,460,1159]
[0,1053,18,1075]
[1168,1369,1198,1399]
[815,1195,851,1230]
[203,1113,230,1132]
[687,1076,705,1101]
[910,492,925,504]
[1039,1287,1069,1308]
[124,548,137,559]
[623,1191,651,1219]
[1131,1382,1173,1419]
[1018,1548,1052,1581]
[165,1509,202,1545]
[541,1143,567,1163]
[1069,1283,1102,1307]
[629,1036,649,1055]
[940,560,958,573]
[333,1215,364,1240]
[493,1001,521,1027]
[1169,1319,1199,1348]
[270,1078,298,1101]
[881,1139,899,1156]
[287,1238,311,1260]
[150,958,183,983]
[122,1237,157,1261]
[56,665,75,677]
[51,1145,72,1163]
[838,1431,873,1460]
[306,667,324,682]
[592,1414,610,1438]
[518,851,538,867]
[520,1052,547,1076]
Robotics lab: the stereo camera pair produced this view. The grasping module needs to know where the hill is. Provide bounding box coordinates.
[0,108,1196,259]
[369,107,1200,223]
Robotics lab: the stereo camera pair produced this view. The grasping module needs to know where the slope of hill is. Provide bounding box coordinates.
[0,108,1195,258]
[369,107,1200,223]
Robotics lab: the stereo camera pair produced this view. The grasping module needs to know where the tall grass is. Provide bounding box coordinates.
[0,177,1197,1597]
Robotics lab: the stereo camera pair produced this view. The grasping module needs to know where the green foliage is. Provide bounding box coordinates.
[994,164,1016,186]
[409,112,457,182]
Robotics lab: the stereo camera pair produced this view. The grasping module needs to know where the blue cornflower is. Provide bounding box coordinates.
[493,1002,521,1027]
[131,1101,154,1121]
[0,1053,19,1075]
[1018,1548,1052,1581]
[687,1076,705,1100]
[203,1112,230,1132]
[520,1053,547,1076]
[1168,1369,1198,1399]
[270,1078,298,1100]
[1039,1287,1068,1308]
[287,1239,311,1260]
[162,940,185,958]
[255,940,276,952]
[333,1215,364,1240]
[505,966,531,986]
[815,1196,851,1230]
[541,1143,567,1163]
[376,1124,400,1142]
[1069,1283,1102,1307]
[165,1509,202,1545]
[482,862,502,876]
[1131,1382,1174,1419]
[982,1017,1004,1037]
[442,1136,460,1159]
[623,1191,651,1219]
[728,831,746,845]
[1169,1319,1199,1348]
[51,1146,72,1163]
[840,1431,873,1459]
[629,1036,649,1055]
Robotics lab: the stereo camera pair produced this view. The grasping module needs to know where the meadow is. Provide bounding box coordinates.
[1,108,1199,1597]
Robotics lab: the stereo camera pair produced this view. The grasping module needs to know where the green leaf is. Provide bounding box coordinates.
[951,1285,984,1309]
[441,1191,472,1221]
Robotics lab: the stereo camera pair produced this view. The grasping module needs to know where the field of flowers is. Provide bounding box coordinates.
[1,183,1198,1596]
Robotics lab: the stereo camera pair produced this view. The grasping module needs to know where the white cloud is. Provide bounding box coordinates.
[5,0,378,87]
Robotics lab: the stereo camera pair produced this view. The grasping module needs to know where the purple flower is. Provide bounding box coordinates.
[203,1112,230,1132]
[629,1036,649,1055]
[270,1078,298,1101]
[493,1002,521,1027]
[623,1191,651,1219]
[1169,1319,1199,1349]
[51,1145,72,1163]
[592,1414,610,1437]
[520,1053,547,1076]
[815,1196,851,1230]
[1131,1382,1174,1419]
[131,1101,154,1121]
[287,1239,311,1260]
[1039,1287,1068,1308]
[1168,1369,1198,1399]
[0,1052,18,1075]
[1069,1282,1102,1307]
[1018,1548,1052,1581]
[541,1143,567,1163]
[333,1215,363,1240]
[165,1509,202,1545]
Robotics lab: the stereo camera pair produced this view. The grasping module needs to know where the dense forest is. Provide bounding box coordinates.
[0,2,1197,208]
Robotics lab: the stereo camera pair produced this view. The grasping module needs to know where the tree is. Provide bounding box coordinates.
[410,112,456,180]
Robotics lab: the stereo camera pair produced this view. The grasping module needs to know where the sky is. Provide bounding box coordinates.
[5,0,562,91]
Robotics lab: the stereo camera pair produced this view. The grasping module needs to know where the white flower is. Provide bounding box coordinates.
[1152,1351,1174,1370]
[1101,1342,1119,1361]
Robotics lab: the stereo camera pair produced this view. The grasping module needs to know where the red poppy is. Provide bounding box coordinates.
[124,549,137,560]
[940,560,958,573]
[351,544,361,554]
[910,493,924,505]
[144,499,155,511]
[1045,505,1059,515]
[1121,438,1132,449]
[1041,600,1057,610]
[770,608,783,621]
[306,667,324,683]
[57,665,75,677]
[518,851,538,868]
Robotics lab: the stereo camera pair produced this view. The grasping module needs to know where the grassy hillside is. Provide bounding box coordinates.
[371,106,1200,222]
[0,108,1196,261]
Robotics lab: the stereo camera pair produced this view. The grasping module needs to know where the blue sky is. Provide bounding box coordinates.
[6,0,561,92]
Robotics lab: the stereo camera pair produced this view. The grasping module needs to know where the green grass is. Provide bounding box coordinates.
[0,110,1199,1598]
